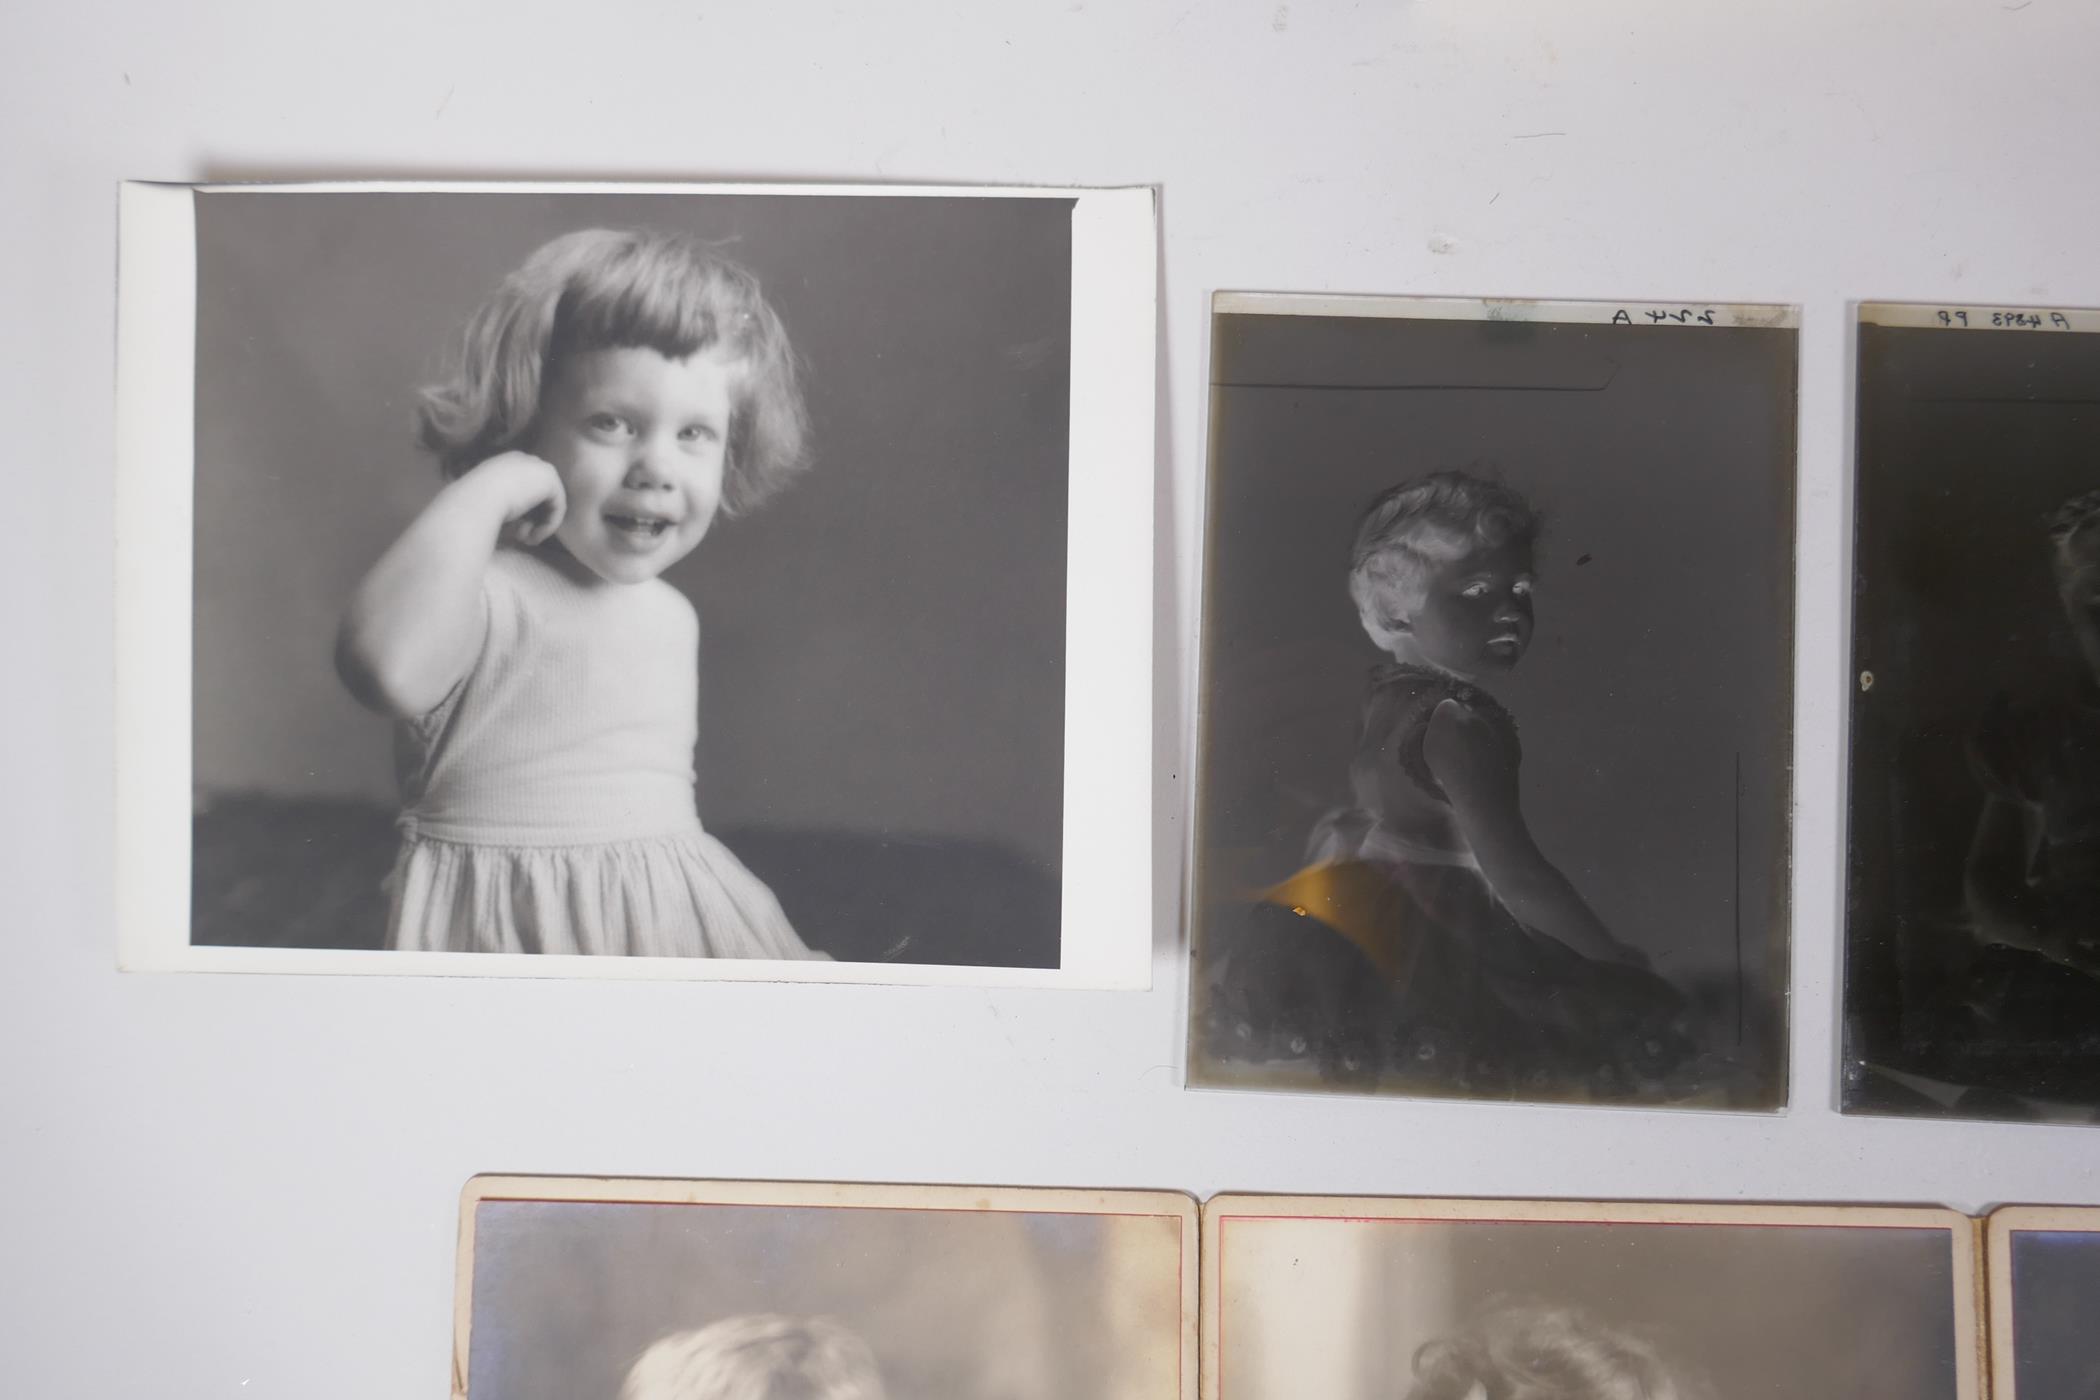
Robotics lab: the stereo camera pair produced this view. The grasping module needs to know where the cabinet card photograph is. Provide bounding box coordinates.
[1987,1206,2100,1400]
[453,1178,1196,1400]
[1186,294,1798,1108]
[1846,303,2100,1118]
[115,182,1155,987]
[1202,1196,1979,1400]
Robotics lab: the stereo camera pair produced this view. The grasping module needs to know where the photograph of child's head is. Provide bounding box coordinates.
[1190,303,1797,1107]
[1214,1212,1966,1400]
[1847,313,2100,1121]
[186,190,1076,969]
[461,1193,1186,1400]
[1399,1302,1713,1400]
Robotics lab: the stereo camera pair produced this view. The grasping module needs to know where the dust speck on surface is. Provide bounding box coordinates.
[1271,4,1288,30]
[1427,233,1459,255]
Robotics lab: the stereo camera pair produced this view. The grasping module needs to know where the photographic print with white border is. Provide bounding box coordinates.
[115,181,1154,987]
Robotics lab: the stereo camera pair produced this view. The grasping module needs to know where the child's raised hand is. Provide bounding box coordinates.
[464,450,568,548]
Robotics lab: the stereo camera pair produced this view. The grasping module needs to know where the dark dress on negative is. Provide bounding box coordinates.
[1205,663,1698,1099]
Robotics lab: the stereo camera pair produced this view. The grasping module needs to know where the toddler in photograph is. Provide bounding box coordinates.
[337,228,823,960]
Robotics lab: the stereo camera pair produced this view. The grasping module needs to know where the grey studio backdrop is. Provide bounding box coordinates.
[190,190,1072,966]
[1193,312,1795,1084]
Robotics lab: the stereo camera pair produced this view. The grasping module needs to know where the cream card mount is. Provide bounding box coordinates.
[452,1176,1199,1400]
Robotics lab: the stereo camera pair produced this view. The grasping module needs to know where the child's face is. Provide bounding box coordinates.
[531,345,737,585]
[1406,539,1535,676]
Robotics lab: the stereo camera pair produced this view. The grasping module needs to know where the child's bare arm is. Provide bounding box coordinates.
[1958,792,2100,976]
[1963,794,2042,944]
[335,453,565,717]
[1423,698,1648,968]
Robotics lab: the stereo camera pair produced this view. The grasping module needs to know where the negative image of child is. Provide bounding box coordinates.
[1206,471,1708,1100]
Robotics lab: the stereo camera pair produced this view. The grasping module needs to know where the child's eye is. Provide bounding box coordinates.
[1461,583,1489,599]
[678,424,720,444]
[585,413,631,436]
[1513,579,1533,596]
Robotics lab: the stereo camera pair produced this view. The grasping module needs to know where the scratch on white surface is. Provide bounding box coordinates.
[1512,130,1566,140]
[434,85,454,118]
[984,1000,1020,1054]
[1169,1,1210,33]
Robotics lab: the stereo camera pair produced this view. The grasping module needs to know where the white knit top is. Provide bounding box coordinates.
[383,547,821,960]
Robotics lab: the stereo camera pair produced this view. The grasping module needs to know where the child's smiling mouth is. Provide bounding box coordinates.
[604,511,679,547]
[606,511,676,535]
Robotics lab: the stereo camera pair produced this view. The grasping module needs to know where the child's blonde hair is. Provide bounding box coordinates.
[1405,1302,1711,1400]
[417,227,810,515]
[619,1314,885,1400]
[1348,470,1540,652]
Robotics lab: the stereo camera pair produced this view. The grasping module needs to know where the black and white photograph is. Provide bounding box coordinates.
[1185,294,1798,1107]
[114,181,1155,986]
[453,1178,1196,1400]
[1202,1197,1978,1400]
[1845,302,2100,1118]
[1988,1206,2100,1400]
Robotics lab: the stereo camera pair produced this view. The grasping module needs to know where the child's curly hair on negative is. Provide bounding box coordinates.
[2047,487,2100,574]
[417,227,811,517]
[1403,1302,1713,1400]
[618,1314,886,1400]
[1348,470,1540,654]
